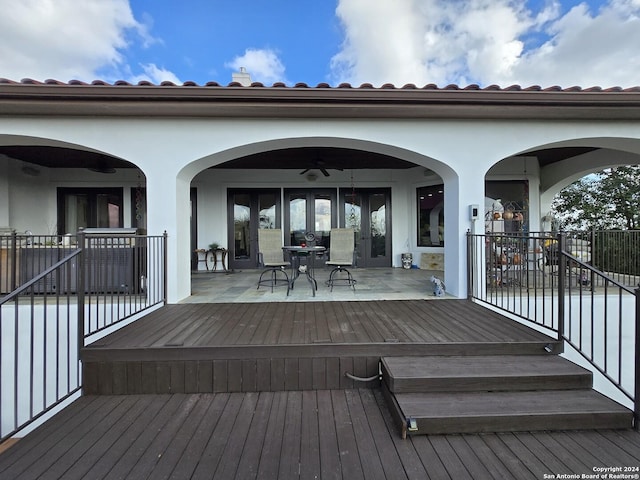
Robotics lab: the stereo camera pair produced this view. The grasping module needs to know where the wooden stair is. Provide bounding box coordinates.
[381,354,633,438]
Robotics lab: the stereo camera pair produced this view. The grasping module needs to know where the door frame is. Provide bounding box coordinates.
[227,188,282,270]
[283,188,337,248]
[190,188,198,270]
[339,187,392,267]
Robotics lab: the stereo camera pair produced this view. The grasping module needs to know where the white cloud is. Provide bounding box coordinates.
[331,0,640,88]
[0,0,165,83]
[508,2,640,88]
[225,49,287,85]
[130,64,182,85]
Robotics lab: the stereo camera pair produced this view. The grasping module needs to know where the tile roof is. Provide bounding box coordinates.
[2,78,640,121]
[2,77,640,92]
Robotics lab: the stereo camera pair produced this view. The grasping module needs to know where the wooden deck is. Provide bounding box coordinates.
[2,299,638,478]
[83,299,556,352]
[81,299,561,395]
[1,389,638,480]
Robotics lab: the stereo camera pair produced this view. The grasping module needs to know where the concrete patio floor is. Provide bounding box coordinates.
[185,267,446,303]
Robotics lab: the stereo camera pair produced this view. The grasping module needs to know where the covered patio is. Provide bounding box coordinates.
[186,267,443,303]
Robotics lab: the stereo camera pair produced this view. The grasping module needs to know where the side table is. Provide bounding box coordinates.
[208,248,228,272]
[194,249,210,271]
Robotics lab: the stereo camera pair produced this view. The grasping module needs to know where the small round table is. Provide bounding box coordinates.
[282,245,326,296]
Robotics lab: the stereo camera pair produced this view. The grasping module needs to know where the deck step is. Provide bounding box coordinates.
[381,354,634,437]
[386,388,633,436]
[381,355,593,393]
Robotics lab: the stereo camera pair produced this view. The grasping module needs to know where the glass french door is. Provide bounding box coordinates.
[284,189,337,249]
[227,189,281,270]
[340,188,391,267]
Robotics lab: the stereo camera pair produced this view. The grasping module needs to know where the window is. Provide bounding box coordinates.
[57,188,123,234]
[485,180,529,232]
[417,185,444,247]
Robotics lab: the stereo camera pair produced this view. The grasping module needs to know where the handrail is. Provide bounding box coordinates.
[467,230,638,430]
[0,249,82,305]
[559,249,634,295]
[1,232,167,442]
[559,246,635,401]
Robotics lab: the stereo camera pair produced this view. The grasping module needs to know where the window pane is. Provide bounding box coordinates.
[314,195,332,235]
[417,185,444,246]
[96,194,121,228]
[289,194,306,245]
[259,193,278,229]
[64,194,89,233]
[344,193,361,231]
[233,193,251,259]
[370,193,386,257]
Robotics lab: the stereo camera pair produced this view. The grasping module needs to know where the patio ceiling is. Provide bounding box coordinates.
[0,144,597,172]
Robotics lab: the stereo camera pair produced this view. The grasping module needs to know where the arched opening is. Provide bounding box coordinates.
[484,138,640,235]
[0,140,147,235]
[183,140,453,297]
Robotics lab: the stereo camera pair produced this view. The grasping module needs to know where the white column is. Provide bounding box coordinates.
[441,168,486,298]
[145,168,192,303]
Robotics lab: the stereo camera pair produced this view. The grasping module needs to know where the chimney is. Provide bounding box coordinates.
[232,67,252,86]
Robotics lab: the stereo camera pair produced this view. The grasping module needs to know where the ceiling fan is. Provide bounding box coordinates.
[87,158,116,174]
[299,158,343,177]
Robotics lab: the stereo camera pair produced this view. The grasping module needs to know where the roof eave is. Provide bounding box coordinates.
[1,84,640,120]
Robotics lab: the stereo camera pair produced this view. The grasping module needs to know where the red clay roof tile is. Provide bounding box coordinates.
[1,77,638,94]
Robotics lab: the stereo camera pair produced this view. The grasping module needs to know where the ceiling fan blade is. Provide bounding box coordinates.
[320,168,330,177]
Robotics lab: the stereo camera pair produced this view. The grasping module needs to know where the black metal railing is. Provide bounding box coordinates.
[0,231,167,442]
[468,230,639,430]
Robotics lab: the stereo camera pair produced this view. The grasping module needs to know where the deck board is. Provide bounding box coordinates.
[233,392,272,480]
[80,299,564,395]
[300,390,321,479]
[256,391,287,479]
[3,390,638,480]
[279,391,303,479]
[84,299,553,351]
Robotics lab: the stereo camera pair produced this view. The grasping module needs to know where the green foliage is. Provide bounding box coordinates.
[551,166,640,231]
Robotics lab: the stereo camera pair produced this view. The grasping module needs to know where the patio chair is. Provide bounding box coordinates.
[257,229,290,294]
[325,228,357,291]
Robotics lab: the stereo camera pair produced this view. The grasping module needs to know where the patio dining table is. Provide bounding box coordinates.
[282,245,326,296]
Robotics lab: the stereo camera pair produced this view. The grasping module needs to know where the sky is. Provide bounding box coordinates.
[1,0,640,89]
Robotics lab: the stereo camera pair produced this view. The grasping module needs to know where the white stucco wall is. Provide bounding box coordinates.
[2,116,640,302]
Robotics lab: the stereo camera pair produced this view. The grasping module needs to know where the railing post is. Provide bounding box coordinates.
[466,230,473,300]
[76,230,86,353]
[635,285,640,431]
[590,229,596,289]
[163,231,168,305]
[10,229,17,291]
[557,232,566,341]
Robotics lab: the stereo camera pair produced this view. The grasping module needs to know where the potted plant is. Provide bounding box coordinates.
[208,242,220,251]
